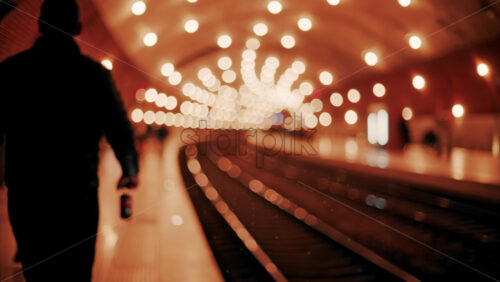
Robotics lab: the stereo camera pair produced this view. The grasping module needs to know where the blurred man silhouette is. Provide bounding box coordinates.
[0,0,138,281]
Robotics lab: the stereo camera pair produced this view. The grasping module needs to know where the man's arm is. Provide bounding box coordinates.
[100,68,139,187]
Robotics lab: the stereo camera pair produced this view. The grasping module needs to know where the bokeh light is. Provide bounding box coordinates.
[319,71,333,85]
[330,92,343,107]
[161,62,175,77]
[412,75,426,90]
[364,51,378,66]
[267,1,283,14]
[101,59,113,70]
[477,63,490,77]
[131,1,146,15]
[143,32,158,47]
[402,107,413,120]
[298,17,312,31]
[345,110,358,125]
[372,83,386,97]
[347,89,361,103]
[217,34,232,48]
[452,104,465,118]
[253,23,269,36]
[409,35,422,49]
[281,35,296,49]
[184,19,199,33]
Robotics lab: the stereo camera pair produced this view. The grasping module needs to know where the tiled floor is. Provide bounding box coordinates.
[0,132,222,282]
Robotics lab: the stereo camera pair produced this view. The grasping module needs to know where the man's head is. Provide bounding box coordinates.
[39,0,81,36]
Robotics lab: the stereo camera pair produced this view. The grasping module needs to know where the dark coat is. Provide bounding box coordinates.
[0,33,138,281]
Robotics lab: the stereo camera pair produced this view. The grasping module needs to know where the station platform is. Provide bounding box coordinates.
[0,134,222,282]
[251,131,500,203]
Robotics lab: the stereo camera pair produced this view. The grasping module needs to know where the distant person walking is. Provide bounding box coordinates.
[0,0,138,281]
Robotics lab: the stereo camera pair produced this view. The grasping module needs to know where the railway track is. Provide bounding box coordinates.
[180,145,415,281]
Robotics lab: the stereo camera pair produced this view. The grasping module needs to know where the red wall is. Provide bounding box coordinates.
[317,37,500,149]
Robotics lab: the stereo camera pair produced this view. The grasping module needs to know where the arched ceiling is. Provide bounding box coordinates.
[93,0,500,95]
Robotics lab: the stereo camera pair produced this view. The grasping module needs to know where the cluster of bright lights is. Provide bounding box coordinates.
[143,88,178,110]
[129,0,490,132]
[136,48,329,130]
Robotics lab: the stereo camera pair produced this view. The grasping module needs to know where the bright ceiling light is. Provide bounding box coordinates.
[319,112,332,126]
[299,82,314,95]
[311,99,324,112]
[101,59,113,70]
[246,38,260,50]
[184,19,199,33]
[304,114,318,128]
[281,35,296,49]
[364,51,378,66]
[217,57,232,70]
[398,0,411,7]
[186,0,198,2]
[198,67,212,81]
[409,35,422,49]
[155,93,168,107]
[217,34,232,48]
[267,1,282,14]
[330,92,343,107]
[131,1,146,16]
[402,107,413,120]
[131,109,143,123]
[412,75,426,90]
[161,62,174,77]
[265,56,280,69]
[373,83,386,97]
[253,23,268,36]
[169,71,182,85]
[452,104,465,118]
[327,0,340,5]
[166,96,177,110]
[319,71,333,85]
[298,17,312,31]
[477,63,490,77]
[347,89,361,103]
[143,32,157,47]
[145,88,158,103]
[345,110,358,125]
[222,70,237,83]
[292,61,306,74]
